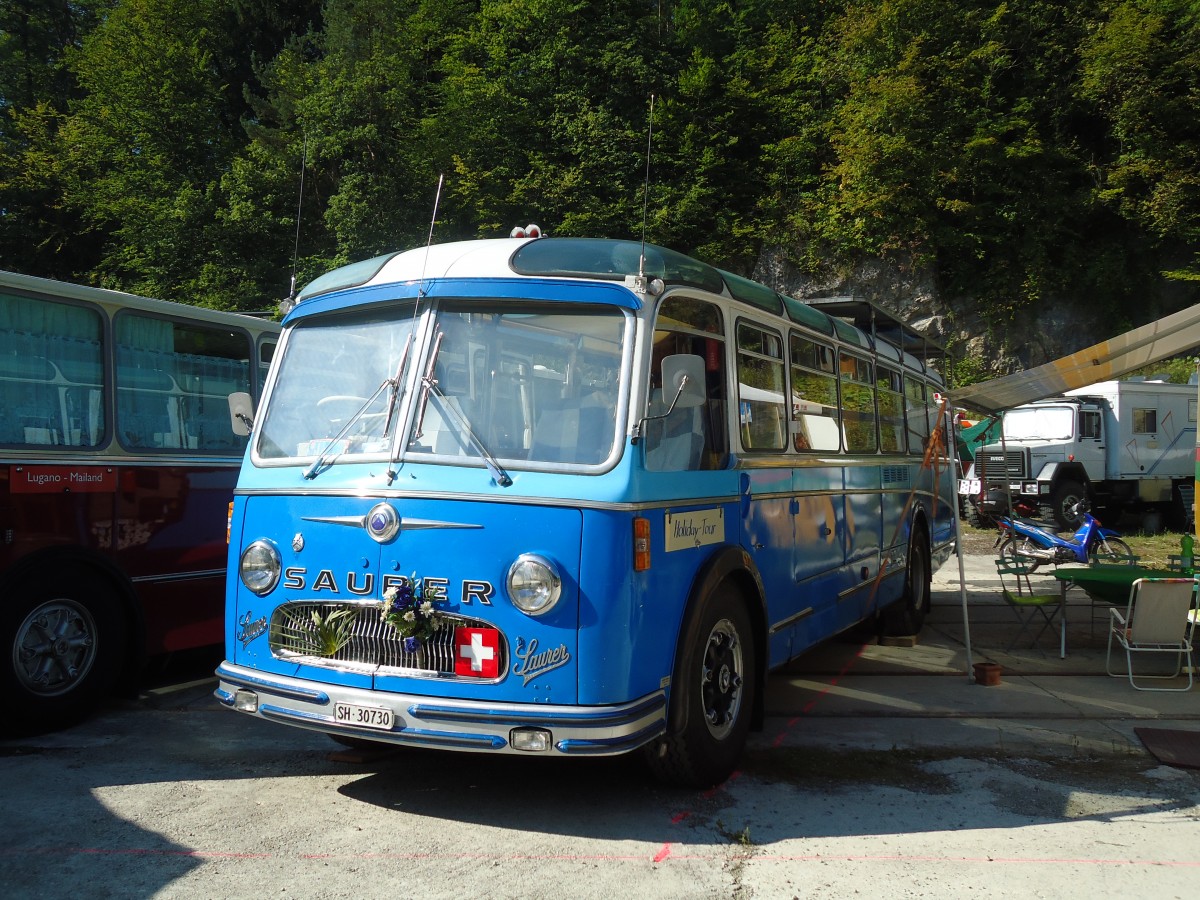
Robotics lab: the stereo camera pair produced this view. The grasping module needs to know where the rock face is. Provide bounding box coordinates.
[752,244,1108,379]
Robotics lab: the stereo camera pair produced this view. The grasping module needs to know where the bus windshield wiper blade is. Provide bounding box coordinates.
[381,333,414,440]
[428,385,513,487]
[303,378,391,480]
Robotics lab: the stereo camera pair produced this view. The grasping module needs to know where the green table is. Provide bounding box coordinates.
[1051,565,1182,606]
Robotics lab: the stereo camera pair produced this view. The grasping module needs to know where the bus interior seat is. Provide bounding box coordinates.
[645,389,704,470]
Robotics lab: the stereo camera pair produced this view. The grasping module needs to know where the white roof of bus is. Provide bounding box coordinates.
[367,239,534,287]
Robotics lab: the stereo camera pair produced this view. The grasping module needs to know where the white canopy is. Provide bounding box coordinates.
[953,303,1200,414]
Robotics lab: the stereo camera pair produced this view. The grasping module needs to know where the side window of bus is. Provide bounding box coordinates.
[644,297,728,471]
[736,321,786,452]
[115,313,252,452]
[840,352,877,453]
[877,366,906,453]
[788,333,840,452]
[904,376,930,453]
[0,293,105,447]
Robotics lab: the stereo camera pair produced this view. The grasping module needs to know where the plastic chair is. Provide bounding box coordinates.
[995,557,1062,653]
[1105,577,1197,691]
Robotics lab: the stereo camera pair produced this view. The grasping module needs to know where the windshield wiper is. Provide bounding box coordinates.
[407,330,511,487]
[381,333,414,440]
[303,379,392,480]
[427,386,513,487]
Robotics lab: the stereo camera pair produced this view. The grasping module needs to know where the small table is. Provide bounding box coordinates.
[1051,565,1182,657]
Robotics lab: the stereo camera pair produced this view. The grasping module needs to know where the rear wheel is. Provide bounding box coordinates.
[883,530,930,635]
[998,536,1045,572]
[644,585,755,788]
[3,569,127,734]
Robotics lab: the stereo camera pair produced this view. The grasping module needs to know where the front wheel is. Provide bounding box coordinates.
[2,570,127,734]
[1045,480,1086,531]
[644,586,756,788]
[1092,537,1134,563]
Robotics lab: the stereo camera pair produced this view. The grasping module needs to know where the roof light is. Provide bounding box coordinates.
[510,224,543,239]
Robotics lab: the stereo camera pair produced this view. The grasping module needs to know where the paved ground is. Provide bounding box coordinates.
[2,551,1198,899]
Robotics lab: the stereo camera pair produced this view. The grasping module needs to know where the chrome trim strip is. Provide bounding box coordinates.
[769,606,814,635]
[215,663,331,704]
[554,720,667,756]
[409,693,664,727]
[130,568,225,584]
[301,514,484,531]
[836,569,903,601]
[0,453,243,467]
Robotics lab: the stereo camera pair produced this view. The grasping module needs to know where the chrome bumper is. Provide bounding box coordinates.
[215,662,667,756]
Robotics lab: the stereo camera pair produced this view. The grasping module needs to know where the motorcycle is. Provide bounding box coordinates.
[995,499,1132,572]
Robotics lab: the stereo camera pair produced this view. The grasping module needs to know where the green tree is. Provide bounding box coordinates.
[0,0,108,278]
[1080,0,1200,281]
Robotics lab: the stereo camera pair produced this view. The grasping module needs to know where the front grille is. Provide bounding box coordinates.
[976,449,1027,482]
[268,601,503,677]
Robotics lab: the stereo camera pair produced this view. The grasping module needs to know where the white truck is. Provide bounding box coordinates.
[959,379,1196,530]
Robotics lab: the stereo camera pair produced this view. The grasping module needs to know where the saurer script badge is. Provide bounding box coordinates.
[512,636,570,685]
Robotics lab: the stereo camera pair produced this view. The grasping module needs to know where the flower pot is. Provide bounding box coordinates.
[973,662,1002,686]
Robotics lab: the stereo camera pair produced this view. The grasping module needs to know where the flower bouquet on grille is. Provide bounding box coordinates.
[380,576,450,653]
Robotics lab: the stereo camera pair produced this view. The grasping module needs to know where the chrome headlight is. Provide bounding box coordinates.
[506,554,562,616]
[239,539,281,595]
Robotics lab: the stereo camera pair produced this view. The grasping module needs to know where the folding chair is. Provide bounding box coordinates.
[1087,549,1140,635]
[1105,577,1197,691]
[994,557,1061,653]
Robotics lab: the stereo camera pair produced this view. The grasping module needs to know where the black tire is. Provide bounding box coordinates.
[965,503,993,529]
[644,585,755,788]
[2,569,127,735]
[1046,480,1086,531]
[1092,537,1134,563]
[883,530,931,635]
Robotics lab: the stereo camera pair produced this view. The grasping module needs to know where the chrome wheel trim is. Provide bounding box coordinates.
[700,617,744,741]
[14,598,98,697]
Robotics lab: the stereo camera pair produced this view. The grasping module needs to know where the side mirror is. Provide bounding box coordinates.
[660,354,706,410]
[228,392,255,436]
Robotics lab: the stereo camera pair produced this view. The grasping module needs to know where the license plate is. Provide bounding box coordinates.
[333,702,394,731]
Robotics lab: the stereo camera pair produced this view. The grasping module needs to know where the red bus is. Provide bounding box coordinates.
[0,270,278,732]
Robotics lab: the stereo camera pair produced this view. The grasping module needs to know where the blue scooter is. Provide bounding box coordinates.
[995,499,1132,572]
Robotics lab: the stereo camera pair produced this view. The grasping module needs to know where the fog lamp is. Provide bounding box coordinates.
[510,727,552,752]
[234,689,259,712]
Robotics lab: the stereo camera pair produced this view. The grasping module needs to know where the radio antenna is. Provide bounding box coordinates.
[287,129,308,303]
[639,94,655,278]
[418,174,444,299]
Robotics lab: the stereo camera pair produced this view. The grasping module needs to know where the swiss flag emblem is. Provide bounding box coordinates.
[455,627,501,678]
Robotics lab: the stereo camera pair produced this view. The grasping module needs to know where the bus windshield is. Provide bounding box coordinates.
[256,311,417,461]
[257,301,629,469]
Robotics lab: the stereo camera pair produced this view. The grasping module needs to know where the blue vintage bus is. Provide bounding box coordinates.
[217,234,956,786]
